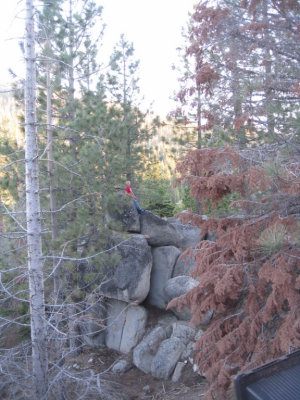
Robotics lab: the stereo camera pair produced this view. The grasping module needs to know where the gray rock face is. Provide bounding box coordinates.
[164,276,199,320]
[106,192,140,233]
[105,300,127,351]
[173,253,196,277]
[150,337,185,380]
[171,322,196,345]
[105,300,147,354]
[120,306,148,354]
[164,275,199,302]
[140,211,183,247]
[99,235,152,303]
[147,246,180,309]
[133,326,167,374]
[169,221,202,251]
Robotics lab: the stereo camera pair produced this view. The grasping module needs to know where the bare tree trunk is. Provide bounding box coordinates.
[99,124,106,223]
[46,47,60,299]
[25,0,48,398]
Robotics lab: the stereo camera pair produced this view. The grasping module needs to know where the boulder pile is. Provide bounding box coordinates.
[76,202,211,382]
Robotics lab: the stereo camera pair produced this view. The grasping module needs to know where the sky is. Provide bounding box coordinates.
[0,0,196,117]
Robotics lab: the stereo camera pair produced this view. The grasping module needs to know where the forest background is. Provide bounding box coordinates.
[0,1,299,400]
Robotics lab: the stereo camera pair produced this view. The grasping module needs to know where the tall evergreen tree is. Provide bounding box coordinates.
[35,0,105,246]
[107,35,151,184]
[179,0,300,146]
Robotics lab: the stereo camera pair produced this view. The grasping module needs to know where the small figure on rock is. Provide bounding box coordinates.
[125,180,144,214]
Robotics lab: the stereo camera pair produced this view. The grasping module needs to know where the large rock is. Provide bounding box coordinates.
[106,192,140,233]
[140,211,183,247]
[169,221,202,250]
[173,252,196,278]
[105,300,127,351]
[105,300,147,354]
[120,305,148,354]
[150,337,185,380]
[147,246,180,309]
[164,276,199,320]
[99,235,152,304]
[133,326,167,374]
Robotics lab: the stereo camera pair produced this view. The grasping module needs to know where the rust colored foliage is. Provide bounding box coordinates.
[170,147,300,399]
[292,81,300,96]
[176,147,246,209]
[192,4,229,40]
[234,113,251,131]
[247,0,300,14]
[243,21,269,33]
[195,63,219,88]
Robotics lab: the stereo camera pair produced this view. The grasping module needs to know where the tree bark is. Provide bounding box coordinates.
[46,44,60,298]
[25,0,48,398]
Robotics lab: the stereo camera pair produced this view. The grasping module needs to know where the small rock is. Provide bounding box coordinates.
[142,385,150,393]
[88,358,93,363]
[112,359,132,374]
[193,363,200,373]
[172,361,185,383]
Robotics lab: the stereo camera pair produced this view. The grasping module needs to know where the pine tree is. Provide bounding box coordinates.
[172,0,300,148]
[106,34,151,184]
[35,0,106,265]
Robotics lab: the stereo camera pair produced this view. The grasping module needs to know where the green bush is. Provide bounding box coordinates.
[181,186,197,213]
[141,179,176,217]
